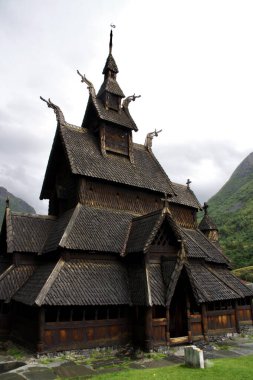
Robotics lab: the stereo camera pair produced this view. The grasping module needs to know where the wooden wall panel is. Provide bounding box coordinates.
[78,178,197,228]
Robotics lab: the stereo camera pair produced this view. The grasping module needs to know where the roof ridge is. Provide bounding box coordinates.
[6,208,14,253]
[205,264,244,298]
[143,213,165,253]
[131,208,163,222]
[0,264,15,281]
[196,229,229,263]
[58,204,81,249]
[11,212,56,220]
[182,228,213,261]
[35,258,65,306]
[185,262,211,303]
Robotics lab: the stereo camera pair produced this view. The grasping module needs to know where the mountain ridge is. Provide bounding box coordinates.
[206,152,253,268]
[0,186,36,226]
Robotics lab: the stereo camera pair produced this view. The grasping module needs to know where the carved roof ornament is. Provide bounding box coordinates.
[77,70,96,99]
[186,178,192,189]
[145,129,162,151]
[203,202,209,215]
[40,97,66,125]
[6,197,9,208]
[161,192,172,213]
[122,94,141,109]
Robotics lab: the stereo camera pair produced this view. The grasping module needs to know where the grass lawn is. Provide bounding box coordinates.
[87,355,253,380]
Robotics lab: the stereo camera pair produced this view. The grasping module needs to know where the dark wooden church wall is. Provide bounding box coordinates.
[169,204,197,229]
[78,178,161,214]
[104,124,129,156]
[0,302,11,337]
[41,305,131,352]
[49,160,78,216]
[78,178,197,228]
[11,302,39,349]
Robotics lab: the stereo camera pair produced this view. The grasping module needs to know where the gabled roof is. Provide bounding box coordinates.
[0,264,35,301]
[198,214,218,231]
[14,258,131,306]
[102,53,119,74]
[182,228,229,264]
[41,123,176,199]
[185,261,253,303]
[2,210,55,254]
[126,208,181,254]
[97,77,125,97]
[170,183,201,209]
[42,204,134,254]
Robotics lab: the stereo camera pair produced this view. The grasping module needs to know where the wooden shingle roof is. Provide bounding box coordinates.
[185,261,253,303]
[5,212,55,254]
[40,123,176,199]
[14,258,131,306]
[182,228,229,264]
[0,264,35,301]
[126,209,181,254]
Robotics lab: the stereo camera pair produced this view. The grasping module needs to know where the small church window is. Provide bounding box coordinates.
[97,307,108,320]
[59,307,71,322]
[45,307,58,322]
[85,307,96,321]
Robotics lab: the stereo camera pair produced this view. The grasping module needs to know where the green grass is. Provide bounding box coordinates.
[78,355,253,380]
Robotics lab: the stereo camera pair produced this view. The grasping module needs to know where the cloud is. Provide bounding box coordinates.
[0,0,253,215]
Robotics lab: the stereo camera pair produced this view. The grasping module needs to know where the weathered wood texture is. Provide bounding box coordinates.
[43,319,130,352]
[207,310,236,332]
[105,125,129,155]
[78,178,197,227]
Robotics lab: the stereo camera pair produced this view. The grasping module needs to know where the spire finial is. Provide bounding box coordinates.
[203,202,209,215]
[6,196,9,208]
[109,24,115,54]
[186,179,192,189]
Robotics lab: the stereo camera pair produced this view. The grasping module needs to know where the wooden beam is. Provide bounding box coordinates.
[235,300,241,333]
[144,307,153,351]
[201,304,208,341]
[186,296,192,343]
[166,307,170,345]
[37,307,45,353]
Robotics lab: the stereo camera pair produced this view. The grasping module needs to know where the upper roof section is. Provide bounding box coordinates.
[81,29,137,131]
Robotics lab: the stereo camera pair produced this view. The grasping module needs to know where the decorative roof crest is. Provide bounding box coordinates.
[77,70,96,99]
[40,97,66,125]
[145,129,162,151]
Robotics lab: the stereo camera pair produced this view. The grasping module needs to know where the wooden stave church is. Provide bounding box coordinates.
[0,31,252,353]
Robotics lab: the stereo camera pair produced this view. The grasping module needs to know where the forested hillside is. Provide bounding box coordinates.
[201,152,253,268]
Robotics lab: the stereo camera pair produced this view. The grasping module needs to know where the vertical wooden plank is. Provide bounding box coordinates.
[186,297,192,343]
[166,307,170,345]
[201,304,208,341]
[144,307,153,351]
[250,297,253,325]
[235,301,241,333]
[37,307,45,353]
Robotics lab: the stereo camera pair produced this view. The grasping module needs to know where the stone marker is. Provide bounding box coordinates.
[184,345,204,369]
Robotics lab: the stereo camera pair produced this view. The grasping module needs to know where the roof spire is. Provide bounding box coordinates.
[203,202,209,215]
[109,24,115,54]
[6,196,9,208]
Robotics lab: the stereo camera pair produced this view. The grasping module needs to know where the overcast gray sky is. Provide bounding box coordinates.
[0,0,253,214]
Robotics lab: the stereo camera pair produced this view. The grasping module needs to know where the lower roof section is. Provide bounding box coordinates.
[0,264,35,301]
[14,257,131,306]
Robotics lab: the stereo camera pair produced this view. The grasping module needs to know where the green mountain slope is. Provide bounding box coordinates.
[206,152,253,268]
[0,186,35,226]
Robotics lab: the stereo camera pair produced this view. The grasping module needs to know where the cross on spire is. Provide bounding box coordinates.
[161,192,172,208]
[186,179,192,189]
[203,202,209,215]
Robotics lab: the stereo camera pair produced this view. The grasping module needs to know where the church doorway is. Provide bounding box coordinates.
[169,273,188,338]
